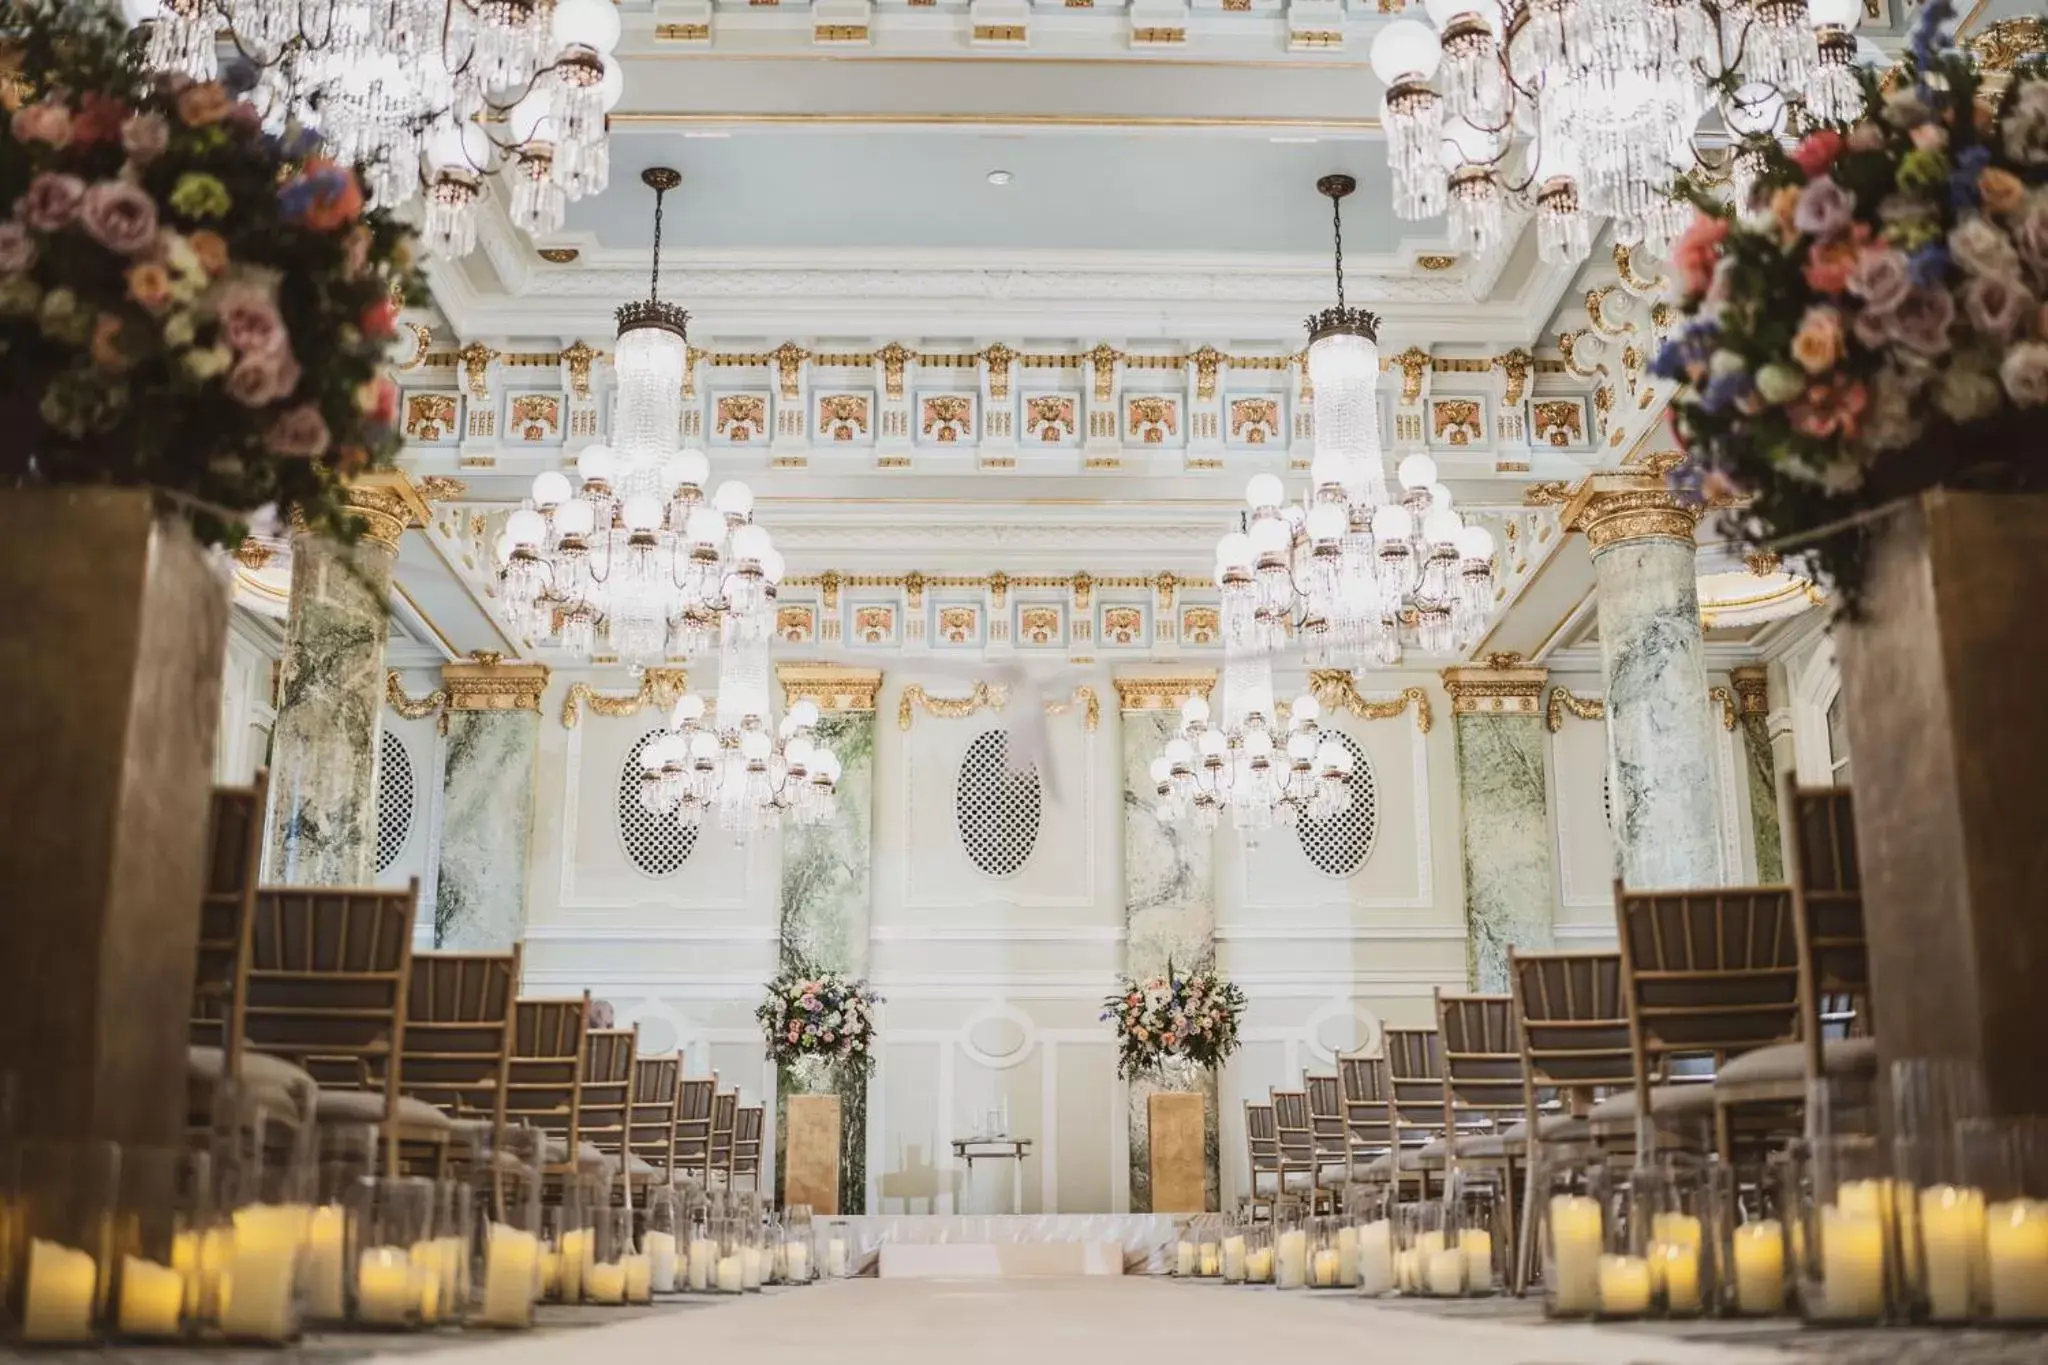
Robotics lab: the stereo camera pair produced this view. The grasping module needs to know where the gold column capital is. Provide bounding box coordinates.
[341,471,432,548]
[1731,665,1770,716]
[441,653,550,713]
[778,663,882,713]
[1441,657,1550,717]
[1560,471,1701,552]
[1113,672,1216,713]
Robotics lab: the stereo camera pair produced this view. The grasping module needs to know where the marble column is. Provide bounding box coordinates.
[1731,666,1783,882]
[1444,662,1556,992]
[433,655,549,948]
[265,475,426,884]
[1116,674,1220,1213]
[774,665,882,1215]
[1565,475,1721,889]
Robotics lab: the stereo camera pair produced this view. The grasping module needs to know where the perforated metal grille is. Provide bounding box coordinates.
[1603,770,1615,831]
[374,729,414,874]
[618,731,699,877]
[1295,732,1378,879]
[955,729,1043,878]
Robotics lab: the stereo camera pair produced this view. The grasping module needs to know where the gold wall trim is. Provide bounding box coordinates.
[779,664,883,713]
[1731,665,1770,717]
[899,681,1008,729]
[560,669,692,728]
[1113,673,1217,713]
[1046,685,1101,732]
[1306,670,1432,734]
[1544,686,1605,733]
[1709,685,1738,733]
[1441,664,1549,716]
[442,653,550,713]
[607,111,1381,130]
[386,672,449,730]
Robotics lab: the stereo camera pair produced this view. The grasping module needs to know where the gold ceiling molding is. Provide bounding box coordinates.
[414,475,468,504]
[1523,481,1574,507]
[386,672,449,729]
[1708,685,1738,732]
[456,341,497,399]
[1610,243,1669,296]
[396,323,433,371]
[1971,17,2045,71]
[341,472,431,548]
[1560,473,1702,551]
[443,653,550,714]
[898,681,1008,729]
[537,247,580,263]
[560,668,691,728]
[1114,673,1217,712]
[1306,670,1433,734]
[783,570,1161,595]
[1544,686,1604,733]
[1731,665,1770,717]
[779,664,882,713]
[1441,657,1549,717]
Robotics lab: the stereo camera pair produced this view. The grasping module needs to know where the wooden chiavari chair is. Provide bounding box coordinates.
[507,995,591,1187]
[1613,882,1802,1163]
[1337,1053,1399,1190]
[1436,992,1532,1263]
[730,1106,764,1193]
[1243,1102,1282,1219]
[1383,1028,1454,1198]
[1713,781,1875,1143]
[579,1027,639,1192]
[398,947,520,1160]
[674,1076,716,1184]
[244,882,448,1174]
[1269,1088,1325,1212]
[628,1056,681,1189]
[1303,1074,1354,1193]
[707,1090,738,1187]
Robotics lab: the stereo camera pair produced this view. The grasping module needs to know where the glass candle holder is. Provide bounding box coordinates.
[1446,1173,1507,1299]
[1719,1162,1790,1319]
[1344,1184,1395,1296]
[821,1218,853,1280]
[1396,1200,1460,1297]
[684,1201,719,1292]
[474,1127,542,1328]
[419,1179,470,1325]
[783,1204,814,1284]
[1175,1217,1199,1278]
[1785,1135,1901,1325]
[1197,1213,1224,1279]
[213,1144,314,1345]
[1307,1217,1346,1289]
[1271,1203,1310,1290]
[711,1218,747,1294]
[555,1175,602,1303]
[1242,1223,1275,1285]
[1536,1153,1609,1319]
[764,1213,787,1286]
[110,1146,211,1342]
[643,1186,681,1296]
[1956,1117,2048,1325]
[584,1208,632,1306]
[348,1177,433,1331]
[1218,1216,1249,1285]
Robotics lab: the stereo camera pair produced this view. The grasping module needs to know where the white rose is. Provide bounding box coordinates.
[1950,215,2021,280]
[2001,341,2048,407]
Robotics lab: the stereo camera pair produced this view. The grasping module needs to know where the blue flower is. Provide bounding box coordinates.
[1698,370,1754,414]
[1908,242,1952,286]
[1909,0,1955,74]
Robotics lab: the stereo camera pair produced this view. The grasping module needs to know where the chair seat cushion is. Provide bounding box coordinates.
[188,1045,317,1095]
[1455,1134,1514,1160]
[1499,1116,1592,1144]
[1714,1038,1879,1090]
[315,1090,455,1133]
[1588,1083,1719,1125]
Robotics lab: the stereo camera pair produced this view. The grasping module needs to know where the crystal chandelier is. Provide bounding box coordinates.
[1370,0,1869,265]
[1147,663,1354,839]
[498,170,784,668]
[638,629,841,840]
[122,0,624,254]
[1213,176,1495,670]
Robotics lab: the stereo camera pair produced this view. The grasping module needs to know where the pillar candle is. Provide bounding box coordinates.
[1337,1224,1360,1287]
[23,1239,97,1343]
[1176,1240,1196,1276]
[1221,1234,1246,1282]
[355,1247,414,1327]
[1274,1228,1308,1289]
[1819,1205,1887,1320]
[1986,1199,2048,1321]
[1919,1185,1987,1321]
[1656,1242,1702,1314]
[538,1249,561,1301]
[586,1261,627,1305]
[715,1254,744,1293]
[558,1230,587,1301]
[645,1231,678,1293]
[1245,1245,1274,1283]
[1427,1247,1467,1297]
[219,1205,306,1341]
[623,1253,653,1303]
[1357,1220,1395,1296]
[1547,1195,1602,1316]
[1200,1242,1222,1278]
[785,1240,810,1283]
[1731,1220,1786,1316]
[1461,1229,1493,1294]
[740,1242,763,1290]
[828,1237,850,1278]
[688,1238,717,1291]
[409,1241,444,1324]
[117,1255,184,1338]
[478,1226,537,1328]
[302,1205,347,1322]
[1311,1247,1341,1288]
[1597,1254,1652,1317]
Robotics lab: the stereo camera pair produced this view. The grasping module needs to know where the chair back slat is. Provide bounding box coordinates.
[1337,1053,1393,1152]
[628,1057,681,1178]
[1437,993,1525,1127]
[1304,1075,1347,1158]
[400,948,519,1128]
[1511,952,1634,1091]
[508,996,590,1157]
[1617,886,1800,1060]
[1788,783,1872,1073]
[708,1090,739,1173]
[730,1106,764,1187]
[244,886,416,1080]
[1270,1089,1314,1164]
[1245,1102,1278,1170]
[579,1028,638,1157]
[191,773,267,1067]
[675,1077,716,1178]
[1381,1028,1449,1141]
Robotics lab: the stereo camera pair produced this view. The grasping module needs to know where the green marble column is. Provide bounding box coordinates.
[433,658,547,948]
[265,479,422,884]
[1117,676,1220,1213]
[1445,664,1557,992]
[774,667,881,1215]
[1732,666,1783,882]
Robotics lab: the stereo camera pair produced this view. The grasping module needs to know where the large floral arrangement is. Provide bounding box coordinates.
[757,964,882,1079]
[1656,1,2048,603]
[0,1,423,550]
[1102,962,1247,1081]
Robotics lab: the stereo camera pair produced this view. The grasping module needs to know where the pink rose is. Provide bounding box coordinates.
[78,180,159,256]
[266,404,330,458]
[1789,129,1846,178]
[225,350,301,407]
[120,112,169,164]
[1673,213,1730,298]
[1909,122,1948,152]
[10,100,72,147]
[18,173,86,231]
[2012,195,2048,276]
[1847,122,1886,153]
[1961,274,2036,343]
[1889,286,1957,358]
[1848,244,1913,314]
[1794,176,1856,240]
[214,281,287,357]
[0,222,35,276]
[1791,306,1847,375]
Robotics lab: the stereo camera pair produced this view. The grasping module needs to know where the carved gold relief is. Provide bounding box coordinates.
[1307,670,1433,734]
[1229,397,1280,444]
[1180,605,1219,645]
[778,664,882,714]
[1544,686,1605,732]
[922,395,973,443]
[981,342,1017,400]
[772,341,810,399]
[716,394,768,442]
[559,669,691,728]
[1125,395,1178,444]
[1087,343,1122,402]
[1430,398,1482,446]
[1495,348,1531,407]
[1113,673,1216,712]
[456,341,497,399]
[1731,665,1769,716]
[853,605,896,643]
[1391,347,1431,405]
[877,341,912,400]
[404,392,460,442]
[1190,346,1225,400]
[1018,605,1062,645]
[1025,394,1076,443]
[936,605,980,644]
[1523,480,1573,506]
[508,393,562,442]
[1101,605,1144,645]
[558,340,602,398]
[776,605,816,643]
[1531,400,1586,447]
[818,393,871,442]
[386,672,448,728]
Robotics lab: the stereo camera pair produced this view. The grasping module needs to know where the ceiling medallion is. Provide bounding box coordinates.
[1414,254,1460,271]
[538,248,582,263]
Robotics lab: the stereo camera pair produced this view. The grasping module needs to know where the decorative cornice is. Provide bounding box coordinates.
[386,672,449,729]
[1972,17,2046,71]
[442,653,549,713]
[779,664,882,714]
[1731,665,1769,717]
[1306,670,1433,734]
[1113,673,1217,713]
[1441,659,1549,716]
[1560,473,1701,552]
[414,475,468,504]
[896,680,1099,730]
[1544,686,1605,733]
[1523,481,1574,507]
[559,668,691,728]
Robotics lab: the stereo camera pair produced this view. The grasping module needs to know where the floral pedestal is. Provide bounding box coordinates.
[775,1057,867,1215]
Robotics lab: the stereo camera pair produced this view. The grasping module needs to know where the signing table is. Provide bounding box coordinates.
[951,1138,1033,1214]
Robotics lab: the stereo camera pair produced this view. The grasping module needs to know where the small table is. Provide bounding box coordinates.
[952,1138,1033,1214]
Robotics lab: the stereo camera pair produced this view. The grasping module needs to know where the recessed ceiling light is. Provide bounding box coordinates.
[987,170,1013,186]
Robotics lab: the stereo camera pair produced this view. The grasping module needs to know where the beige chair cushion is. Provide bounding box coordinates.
[1714,1038,1879,1089]
[1362,1150,1428,1177]
[1587,1083,1719,1125]
[314,1090,456,1134]
[187,1045,314,1121]
[1499,1116,1593,1144]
